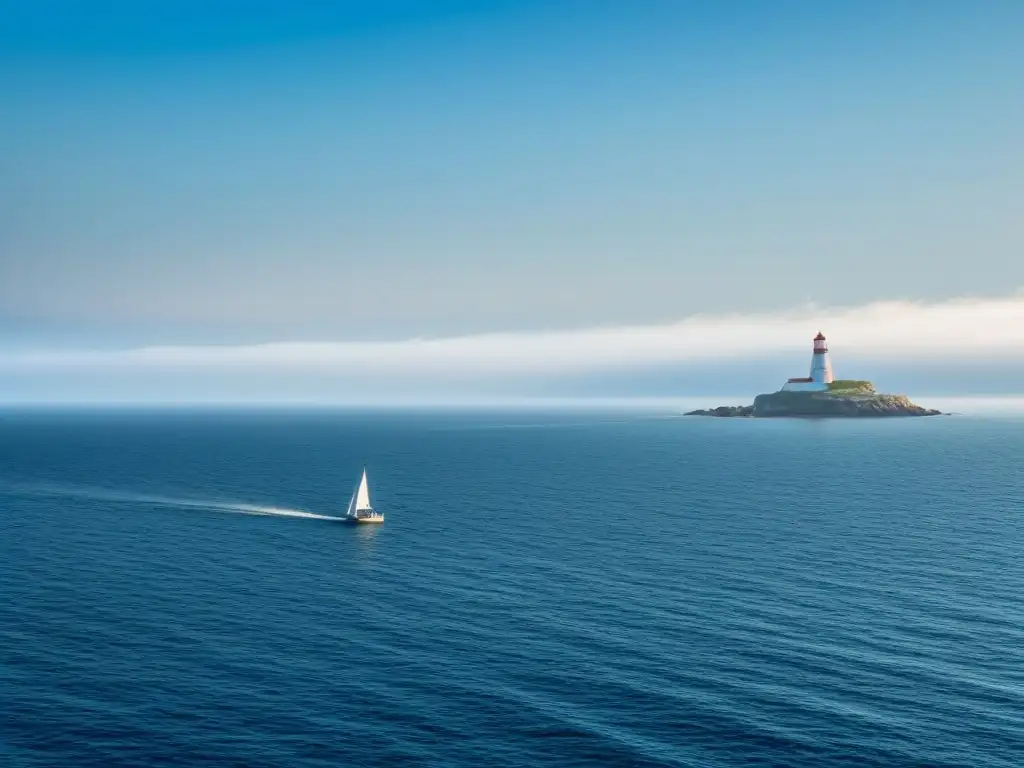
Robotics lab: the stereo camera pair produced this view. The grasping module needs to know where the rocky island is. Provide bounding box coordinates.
[686,381,942,418]
[685,333,942,418]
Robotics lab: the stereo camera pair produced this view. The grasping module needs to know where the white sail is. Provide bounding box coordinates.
[354,469,372,511]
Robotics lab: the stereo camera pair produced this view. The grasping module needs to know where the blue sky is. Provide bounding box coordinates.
[2,1,1023,400]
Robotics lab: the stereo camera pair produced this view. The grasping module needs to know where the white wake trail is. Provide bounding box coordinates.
[1,482,346,522]
[217,502,345,521]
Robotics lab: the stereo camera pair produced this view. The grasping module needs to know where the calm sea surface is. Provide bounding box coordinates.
[2,409,1023,767]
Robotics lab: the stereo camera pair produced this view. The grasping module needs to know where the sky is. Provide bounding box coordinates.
[2,1,1023,402]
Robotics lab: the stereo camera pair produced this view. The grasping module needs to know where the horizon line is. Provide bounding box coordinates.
[2,394,1024,409]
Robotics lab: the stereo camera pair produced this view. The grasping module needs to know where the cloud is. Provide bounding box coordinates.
[4,294,1024,377]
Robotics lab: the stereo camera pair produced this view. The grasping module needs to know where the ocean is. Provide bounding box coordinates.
[2,408,1022,767]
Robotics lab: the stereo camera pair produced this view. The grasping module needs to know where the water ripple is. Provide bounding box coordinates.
[2,411,1023,766]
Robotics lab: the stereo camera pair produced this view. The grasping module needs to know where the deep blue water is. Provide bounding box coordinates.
[2,409,1023,767]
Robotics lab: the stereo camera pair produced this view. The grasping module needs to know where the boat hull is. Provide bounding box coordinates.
[343,516,384,525]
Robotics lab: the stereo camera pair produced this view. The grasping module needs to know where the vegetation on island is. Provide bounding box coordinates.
[826,380,875,394]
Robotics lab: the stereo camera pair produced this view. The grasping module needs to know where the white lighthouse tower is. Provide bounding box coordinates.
[809,331,834,385]
[781,332,835,392]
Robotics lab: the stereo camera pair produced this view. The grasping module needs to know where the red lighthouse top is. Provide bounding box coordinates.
[814,332,826,341]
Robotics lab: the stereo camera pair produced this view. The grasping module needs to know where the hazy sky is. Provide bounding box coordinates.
[2,1,1023,399]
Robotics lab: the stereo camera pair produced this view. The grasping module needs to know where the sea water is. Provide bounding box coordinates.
[2,408,1022,767]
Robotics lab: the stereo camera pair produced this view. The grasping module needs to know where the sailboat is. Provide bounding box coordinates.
[344,468,383,524]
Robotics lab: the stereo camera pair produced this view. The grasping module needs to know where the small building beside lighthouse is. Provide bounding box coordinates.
[781,332,835,392]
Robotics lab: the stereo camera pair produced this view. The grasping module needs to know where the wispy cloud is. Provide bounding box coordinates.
[4,294,1024,376]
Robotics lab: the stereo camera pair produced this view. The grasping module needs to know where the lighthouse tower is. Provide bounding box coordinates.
[809,332,834,384]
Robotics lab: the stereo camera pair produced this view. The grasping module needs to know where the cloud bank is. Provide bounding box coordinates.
[4,294,1024,378]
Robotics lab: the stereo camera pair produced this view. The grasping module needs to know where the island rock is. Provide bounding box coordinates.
[684,405,754,418]
[750,390,941,418]
[685,382,942,418]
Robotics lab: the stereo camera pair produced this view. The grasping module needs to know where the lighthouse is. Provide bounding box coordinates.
[781,332,835,392]
[809,332,834,385]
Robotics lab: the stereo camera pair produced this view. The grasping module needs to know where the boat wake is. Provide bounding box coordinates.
[0,482,345,522]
